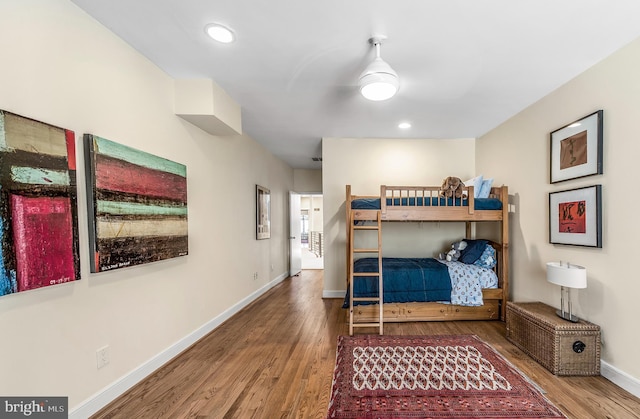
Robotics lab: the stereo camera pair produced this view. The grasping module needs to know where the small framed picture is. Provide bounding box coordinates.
[256,185,271,240]
[549,185,602,248]
[550,110,603,183]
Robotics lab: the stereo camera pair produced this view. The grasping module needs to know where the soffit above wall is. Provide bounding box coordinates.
[174,79,242,136]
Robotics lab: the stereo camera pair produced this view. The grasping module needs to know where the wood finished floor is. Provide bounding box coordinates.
[92,270,640,419]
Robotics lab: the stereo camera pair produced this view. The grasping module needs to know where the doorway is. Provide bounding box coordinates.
[300,194,323,270]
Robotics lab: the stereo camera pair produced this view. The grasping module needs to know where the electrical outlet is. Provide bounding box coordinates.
[96,345,110,369]
[253,272,258,280]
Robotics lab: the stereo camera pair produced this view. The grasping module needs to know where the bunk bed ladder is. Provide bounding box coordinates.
[349,210,383,335]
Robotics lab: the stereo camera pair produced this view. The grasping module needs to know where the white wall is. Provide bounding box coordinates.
[477,37,640,387]
[0,0,292,414]
[322,137,476,295]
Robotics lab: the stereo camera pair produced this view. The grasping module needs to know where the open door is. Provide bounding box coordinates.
[289,191,302,276]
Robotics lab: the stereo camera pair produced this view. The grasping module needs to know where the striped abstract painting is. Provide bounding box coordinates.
[84,135,188,273]
[0,110,81,297]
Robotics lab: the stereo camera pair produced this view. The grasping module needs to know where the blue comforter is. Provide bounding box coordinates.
[343,257,452,307]
[351,197,502,211]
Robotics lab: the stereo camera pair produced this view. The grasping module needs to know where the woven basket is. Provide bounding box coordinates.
[506,302,600,376]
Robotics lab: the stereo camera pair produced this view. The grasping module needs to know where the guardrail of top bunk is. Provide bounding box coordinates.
[380,185,476,214]
[346,184,380,203]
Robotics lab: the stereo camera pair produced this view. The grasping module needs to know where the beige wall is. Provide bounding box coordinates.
[310,196,324,232]
[477,37,640,383]
[322,137,476,294]
[293,169,322,193]
[0,0,292,414]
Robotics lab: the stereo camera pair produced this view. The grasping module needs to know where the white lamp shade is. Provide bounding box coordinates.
[546,262,587,289]
[359,57,399,101]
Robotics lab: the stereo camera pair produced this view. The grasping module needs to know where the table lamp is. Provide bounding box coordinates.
[546,261,587,322]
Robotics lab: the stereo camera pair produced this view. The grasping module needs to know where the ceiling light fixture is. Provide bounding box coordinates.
[398,122,411,129]
[205,23,235,43]
[359,36,399,101]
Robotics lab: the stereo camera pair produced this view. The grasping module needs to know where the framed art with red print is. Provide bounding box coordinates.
[549,185,602,247]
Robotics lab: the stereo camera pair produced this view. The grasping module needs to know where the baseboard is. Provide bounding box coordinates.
[601,360,640,398]
[323,289,346,299]
[69,272,288,419]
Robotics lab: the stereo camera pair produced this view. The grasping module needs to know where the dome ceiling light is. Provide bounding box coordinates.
[359,36,399,101]
[205,23,235,43]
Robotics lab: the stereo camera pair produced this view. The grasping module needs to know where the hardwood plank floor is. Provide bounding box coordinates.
[92,270,640,419]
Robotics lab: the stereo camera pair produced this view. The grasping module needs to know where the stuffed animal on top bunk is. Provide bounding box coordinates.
[438,240,468,262]
[439,176,466,199]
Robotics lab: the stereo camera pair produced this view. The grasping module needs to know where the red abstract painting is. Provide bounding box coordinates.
[558,200,586,233]
[11,195,76,291]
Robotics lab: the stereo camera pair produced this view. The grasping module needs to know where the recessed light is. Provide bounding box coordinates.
[205,23,235,43]
[398,122,411,129]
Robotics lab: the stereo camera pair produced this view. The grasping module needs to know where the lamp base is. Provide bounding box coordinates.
[555,309,581,323]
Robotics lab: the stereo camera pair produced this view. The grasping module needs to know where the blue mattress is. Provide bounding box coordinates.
[343,257,452,307]
[351,197,502,211]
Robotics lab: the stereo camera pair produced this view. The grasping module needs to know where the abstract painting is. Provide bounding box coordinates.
[550,110,603,183]
[84,135,188,272]
[0,110,81,297]
[549,185,602,248]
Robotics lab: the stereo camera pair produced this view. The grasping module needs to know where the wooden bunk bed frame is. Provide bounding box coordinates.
[346,184,509,325]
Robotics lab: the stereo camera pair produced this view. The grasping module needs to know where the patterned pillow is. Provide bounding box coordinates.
[473,245,497,269]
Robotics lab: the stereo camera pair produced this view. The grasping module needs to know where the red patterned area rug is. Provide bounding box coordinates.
[326,334,566,419]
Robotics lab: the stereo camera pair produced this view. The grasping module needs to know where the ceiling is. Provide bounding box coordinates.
[71,0,640,170]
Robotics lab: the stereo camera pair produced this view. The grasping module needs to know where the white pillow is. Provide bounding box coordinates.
[478,178,494,198]
[463,175,483,198]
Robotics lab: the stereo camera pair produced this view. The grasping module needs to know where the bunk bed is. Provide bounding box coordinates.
[345,184,509,334]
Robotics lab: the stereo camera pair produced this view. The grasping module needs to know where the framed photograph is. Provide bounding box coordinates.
[256,185,271,240]
[549,185,602,248]
[550,110,603,183]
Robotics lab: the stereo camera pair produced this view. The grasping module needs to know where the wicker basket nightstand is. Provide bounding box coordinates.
[506,301,601,376]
